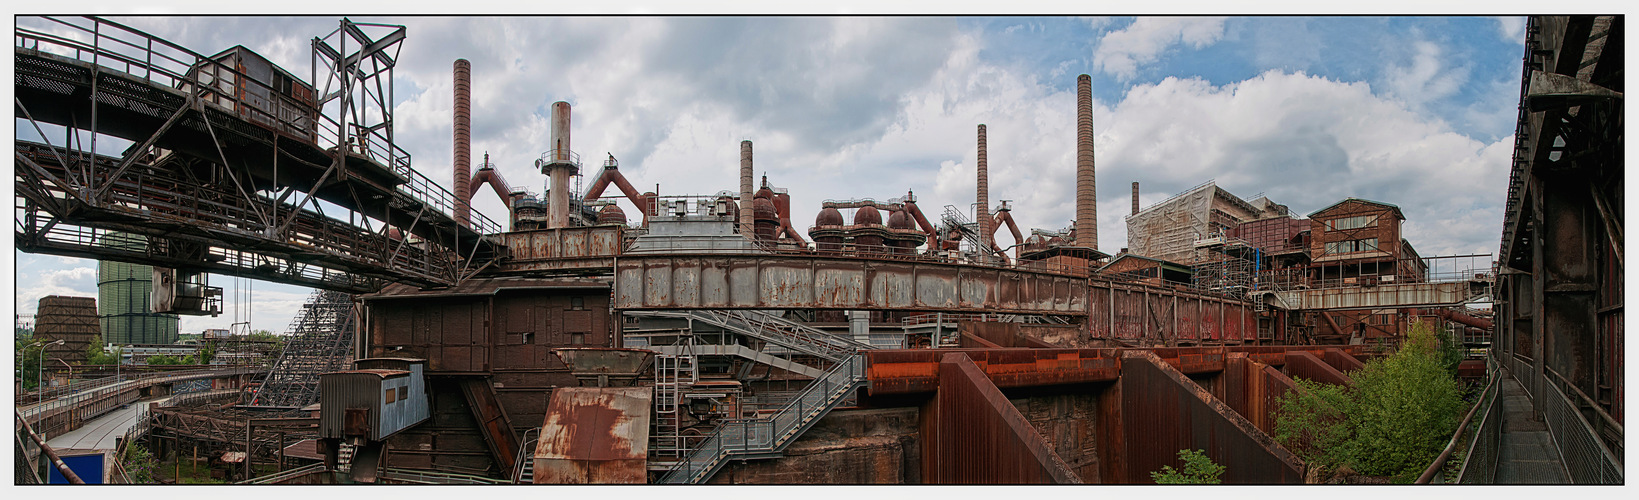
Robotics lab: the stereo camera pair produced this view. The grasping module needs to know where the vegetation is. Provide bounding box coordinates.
[1151,449,1225,484]
[1275,320,1466,483]
[86,336,123,366]
[121,443,158,484]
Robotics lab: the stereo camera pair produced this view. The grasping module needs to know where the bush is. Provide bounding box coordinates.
[121,443,157,484]
[1151,449,1225,484]
[1274,320,1465,482]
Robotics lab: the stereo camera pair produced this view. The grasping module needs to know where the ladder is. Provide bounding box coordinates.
[652,339,697,460]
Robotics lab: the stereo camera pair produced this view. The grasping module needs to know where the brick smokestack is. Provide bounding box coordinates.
[453,59,472,227]
[1132,181,1139,215]
[1076,74,1097,250]
[976,124,990,256]
[740,140,754,239]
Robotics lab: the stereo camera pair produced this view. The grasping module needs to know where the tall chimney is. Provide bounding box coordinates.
[976,124,991,256]
[1075,74,1098,250]
[740,140,754,239]
[453,59,472,227]
[542,101,575,229]
[1131,181,1140,215]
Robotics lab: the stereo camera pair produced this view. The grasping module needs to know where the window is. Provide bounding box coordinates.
[399,386,409,401]
[384,387,396,403]
[521,332,535,344]
[570,296,584,309]
[1325,238,1379,255]
[571,333,586,345]
[1326,215,1377,231]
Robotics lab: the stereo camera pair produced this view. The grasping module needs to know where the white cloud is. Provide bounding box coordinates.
[1095,17,1227,80]
[1495,17,1526,44]
[1384,41,1470,111]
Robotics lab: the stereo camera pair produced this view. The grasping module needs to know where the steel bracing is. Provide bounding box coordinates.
[15,16,504,294]
[247,290,357,409]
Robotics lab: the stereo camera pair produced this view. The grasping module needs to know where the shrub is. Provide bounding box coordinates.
[1151,449,1225,484]
[1274,320,1465,482]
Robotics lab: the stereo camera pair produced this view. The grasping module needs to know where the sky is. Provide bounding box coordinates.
[11,13,1531,336]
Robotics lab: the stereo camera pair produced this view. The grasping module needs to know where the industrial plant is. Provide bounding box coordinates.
[14,15,1622,485]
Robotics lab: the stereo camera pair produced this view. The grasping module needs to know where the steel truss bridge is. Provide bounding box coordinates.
[15,16,505,293]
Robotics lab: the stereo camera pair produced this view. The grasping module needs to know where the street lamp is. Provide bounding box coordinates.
[19,340,44,394]
[38,339,64,441]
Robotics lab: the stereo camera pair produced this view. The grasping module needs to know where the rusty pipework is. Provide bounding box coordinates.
[740,140,754,239]
[583,155,653,226]
[989,207,1023,261]
[901,191,939,240]
[772,188,806,244]
[977,124,992,258]
[1075,74,1097,250]
[453,59,472,228]
[468,155,521,211]
[1428,308,1495,330]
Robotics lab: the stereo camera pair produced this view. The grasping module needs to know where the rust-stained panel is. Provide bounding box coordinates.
[615,255,1085,314]
[865,348,1119,395]
[533,387,651,484]
[1283,350,1354,386]
[924,352,1081,483]
[1115,351,1303,484]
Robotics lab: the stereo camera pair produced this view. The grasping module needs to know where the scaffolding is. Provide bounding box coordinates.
[1125,180,1262,264]
[246,290,358,409]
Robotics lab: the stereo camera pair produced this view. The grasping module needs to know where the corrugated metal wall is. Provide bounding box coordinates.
[922,352,1081,484]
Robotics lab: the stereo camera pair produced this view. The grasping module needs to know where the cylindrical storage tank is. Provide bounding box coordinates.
[597,204,627,225]
[97,232,179,346]
[753,197,778,242]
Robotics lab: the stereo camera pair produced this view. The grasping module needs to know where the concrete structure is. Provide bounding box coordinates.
[34,296,100,366]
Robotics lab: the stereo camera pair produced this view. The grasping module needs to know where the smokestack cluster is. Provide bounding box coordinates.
[741,140,754,239]
[1075,74,1098,250]
[976,124,990,255]
[453,59,472,227]
[1132,181,1139,215]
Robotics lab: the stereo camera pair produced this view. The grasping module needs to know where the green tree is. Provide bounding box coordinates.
[146,355,184,366]
[86,335,123,366]
[17,338,45,390]
[1151,449,1225,484]
[1274,320,1466,482]
[195,341,217,365]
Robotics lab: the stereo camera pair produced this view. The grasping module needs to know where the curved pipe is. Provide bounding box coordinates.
[991,210,1023,260]
[1429,308,1493,331]
[468,167,518,210]
[583,166,652,225]
[902,200,939,238]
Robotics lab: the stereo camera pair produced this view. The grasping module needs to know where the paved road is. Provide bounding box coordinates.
[46,396,172,451]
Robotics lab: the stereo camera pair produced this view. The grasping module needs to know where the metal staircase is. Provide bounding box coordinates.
[512,428,540,484]
[941,205,998,261]
[655,354,867,484]
[649,344,827,379]
[629,310,870,362]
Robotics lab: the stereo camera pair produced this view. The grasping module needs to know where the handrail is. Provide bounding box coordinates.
[1416,366,1502,483]
[1544,366,1624,438]
[236,462,327,484]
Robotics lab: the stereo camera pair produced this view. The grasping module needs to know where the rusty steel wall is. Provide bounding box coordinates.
[1283,350,1354,387]
[497,226,623,273]
[865,348,1119,396]
[1320,348,1365,373]
[1085,281,1254,346]
[533,387,650,484]
[923,352,1081,484]
[1107,351,1303,484]
[1218,353,1301,438]
[615,255,1084,314]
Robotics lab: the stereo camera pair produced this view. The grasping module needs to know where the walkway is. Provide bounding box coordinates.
[46,396,172,451]
[1494,376,1570,484]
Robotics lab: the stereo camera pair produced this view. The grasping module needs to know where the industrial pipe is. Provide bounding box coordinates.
[991,210,1023,260]
[1430,308,1494,331]
[468,165,519,210]
[582,156,653,226]
[17,414,85,484]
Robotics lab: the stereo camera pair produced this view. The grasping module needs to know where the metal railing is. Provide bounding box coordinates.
[635,309,871,362]
[1418,358,1501,483]
[657,354,866,484]
[1455,355,1505,483]
[236,462,327,484]
[1541,368,1624,483]
[16,16,504,237]
[512,427,540,484]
